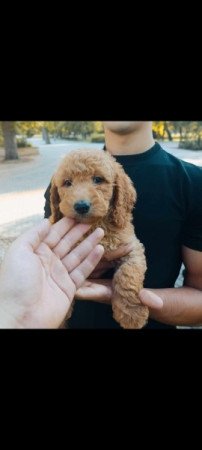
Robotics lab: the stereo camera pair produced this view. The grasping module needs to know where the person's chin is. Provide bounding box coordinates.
[104,121,139,134]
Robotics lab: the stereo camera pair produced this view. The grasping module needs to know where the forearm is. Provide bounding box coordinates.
[148,286,202,326]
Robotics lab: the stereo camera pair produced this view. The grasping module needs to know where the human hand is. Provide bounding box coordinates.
[0,218,104,328]
[76,284,164,312]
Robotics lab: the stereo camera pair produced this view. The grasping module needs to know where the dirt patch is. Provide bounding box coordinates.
[0,147,39,164]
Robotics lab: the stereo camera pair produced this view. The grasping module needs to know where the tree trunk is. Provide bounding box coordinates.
[42,127,51,144]
[179,126,183,142]
[164,122,173,141]
[2,121,19,160]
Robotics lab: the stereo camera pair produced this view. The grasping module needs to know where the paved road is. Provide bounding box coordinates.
[160,141,202,166]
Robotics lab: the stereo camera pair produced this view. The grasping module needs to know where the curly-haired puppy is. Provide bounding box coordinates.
[50,149,148,329]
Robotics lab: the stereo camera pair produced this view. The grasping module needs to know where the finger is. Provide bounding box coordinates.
[62,228,104,273]
[70,245,105,290]
[16,219,51,251]
[49,256,76,304]
[75,279,113,303]
[104,242,134,261]
[44,217,76,249]
[53,223,92,259]
[139,289,163,309]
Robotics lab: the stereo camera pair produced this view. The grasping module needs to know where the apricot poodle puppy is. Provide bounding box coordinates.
[50,149,148,329]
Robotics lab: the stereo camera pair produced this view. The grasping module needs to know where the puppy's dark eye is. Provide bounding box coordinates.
[63,179,72,187]
[93,176,105,184]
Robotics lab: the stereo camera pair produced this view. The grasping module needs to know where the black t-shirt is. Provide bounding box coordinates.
[44,142,202,329]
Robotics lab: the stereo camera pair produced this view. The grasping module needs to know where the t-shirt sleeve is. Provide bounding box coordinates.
[182,166,202,251]
[44,183,52,219]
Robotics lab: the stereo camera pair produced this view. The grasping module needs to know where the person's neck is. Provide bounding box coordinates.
[104,128,155,156]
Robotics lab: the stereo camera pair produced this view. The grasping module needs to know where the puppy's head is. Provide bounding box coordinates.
[50,149,136,228]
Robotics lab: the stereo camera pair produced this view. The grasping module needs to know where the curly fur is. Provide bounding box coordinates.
[50,148,148,329]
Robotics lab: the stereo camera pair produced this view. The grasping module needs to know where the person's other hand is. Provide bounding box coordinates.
[75,241,164,313]
[75,243,134,304]
[76,284,164,321]
[0,218,104,328]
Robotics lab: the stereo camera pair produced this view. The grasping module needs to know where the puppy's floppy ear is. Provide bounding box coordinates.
[50,177,63,223]
[110,163,137,228]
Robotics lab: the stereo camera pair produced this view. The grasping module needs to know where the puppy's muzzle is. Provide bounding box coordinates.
[74,200,91,215]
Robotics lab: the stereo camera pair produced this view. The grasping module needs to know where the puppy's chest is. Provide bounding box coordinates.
[98,235,120,252]
[85,223,124,251]
[75,221,134,251]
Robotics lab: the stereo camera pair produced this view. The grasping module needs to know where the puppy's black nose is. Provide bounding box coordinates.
[74,200,91,215]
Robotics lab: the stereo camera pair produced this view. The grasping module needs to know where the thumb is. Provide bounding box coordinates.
[139,289,164,309]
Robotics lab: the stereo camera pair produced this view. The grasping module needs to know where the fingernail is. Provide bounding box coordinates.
[140,290,163,309]
[95,228,105,238]
[83,224,92,229]
[95,244,105,255]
